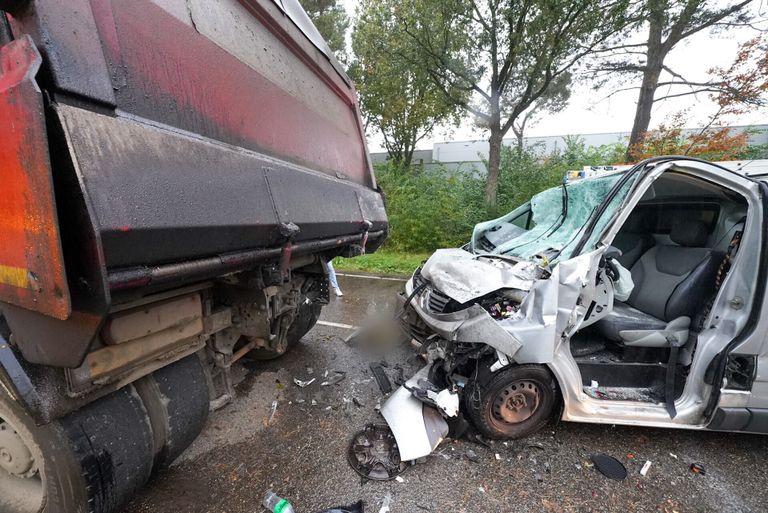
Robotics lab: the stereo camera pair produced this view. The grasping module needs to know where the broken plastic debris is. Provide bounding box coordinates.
[640,460,652,476]
[406,380,460,418]
[590,380,599,388]
[690,463,706,475]
[395,476,404,483]
[268,400,278,425]
[294,377,316,388]
[321,371,346,386]
[495,453,501,461]
[591,454,628,481]
[378,493,392,513]
[465,449,479,463]
[670,453,678,459]
[369,363,392,394]
[313,502,364,513]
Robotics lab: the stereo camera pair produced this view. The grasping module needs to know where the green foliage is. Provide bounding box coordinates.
[333,251,430,276]
[375,137,627,253]
[375,163,486,251]
[350,0,464,168]
[740,143,768,160]
[298,0,349,58]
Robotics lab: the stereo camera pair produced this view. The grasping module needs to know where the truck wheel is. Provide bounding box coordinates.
[248,301,322,360]
[135,354,210,470]
[464,364,558,440]
[0,385,154,513]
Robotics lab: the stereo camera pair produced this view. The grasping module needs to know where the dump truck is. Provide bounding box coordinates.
[0,1,387,512]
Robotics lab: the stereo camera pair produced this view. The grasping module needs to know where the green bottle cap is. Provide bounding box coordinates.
[274,498,291,513]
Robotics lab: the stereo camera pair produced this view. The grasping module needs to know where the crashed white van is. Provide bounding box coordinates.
[385,156,767,460]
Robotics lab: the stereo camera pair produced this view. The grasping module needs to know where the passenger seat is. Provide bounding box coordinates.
[597,220,723,346]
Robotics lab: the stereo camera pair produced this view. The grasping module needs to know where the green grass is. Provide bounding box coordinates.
[333,250,431,276]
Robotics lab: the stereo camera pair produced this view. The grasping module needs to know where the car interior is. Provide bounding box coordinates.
[570,172,748,408]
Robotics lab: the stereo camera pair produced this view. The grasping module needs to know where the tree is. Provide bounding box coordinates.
[393,0,628,208]
[627,112,751,161]
[511,72,572,151]
[299,0,349,58]
[350,1,465,169]
[593,0,757,161]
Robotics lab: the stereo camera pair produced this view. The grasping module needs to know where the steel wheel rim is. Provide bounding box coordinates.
[0,416,44,513]
[491,379,541,425]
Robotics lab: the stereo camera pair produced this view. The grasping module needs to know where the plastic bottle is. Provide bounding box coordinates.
[262,490,296,513]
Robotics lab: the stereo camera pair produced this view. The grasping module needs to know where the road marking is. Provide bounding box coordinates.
[335,273,407,282]
[316,320,359,330]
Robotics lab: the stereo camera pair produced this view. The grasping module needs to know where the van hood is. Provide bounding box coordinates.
[420,248,544,304]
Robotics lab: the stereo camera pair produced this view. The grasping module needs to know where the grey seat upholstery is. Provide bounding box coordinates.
[597,220,723,343]
[613,232,654,269]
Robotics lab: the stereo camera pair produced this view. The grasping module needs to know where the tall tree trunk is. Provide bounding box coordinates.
[484,128,504,209]
[626,58,663,161]
[626,3,666,162]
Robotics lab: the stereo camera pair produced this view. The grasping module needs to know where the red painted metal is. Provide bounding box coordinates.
[90,0,369,185]
[0,35,70,319]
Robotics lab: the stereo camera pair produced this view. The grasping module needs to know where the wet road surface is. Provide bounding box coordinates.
[123,273,768,513]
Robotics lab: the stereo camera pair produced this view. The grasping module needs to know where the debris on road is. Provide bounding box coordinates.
[640,460,652,476]
[321,371,346,386]
[378,493,392,513]
[405,378,460,417]
[347,424,406,481]
[591,454,628,481]
[294,377,316,388]
[690,463,707,475]
[465,449,480,463]
[315,501,365,513]
[369,363,393,394]
[395,476,405,483]
[263,490,296,513]
[268,400,278,425]
[353,397,366,408]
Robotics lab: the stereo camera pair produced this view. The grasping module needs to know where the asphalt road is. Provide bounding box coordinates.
[123,273,768,513]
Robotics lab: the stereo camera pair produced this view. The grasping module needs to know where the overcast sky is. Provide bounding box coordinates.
[341,0,768,152]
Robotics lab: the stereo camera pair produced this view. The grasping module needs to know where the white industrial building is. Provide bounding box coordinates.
[371,124,768,173]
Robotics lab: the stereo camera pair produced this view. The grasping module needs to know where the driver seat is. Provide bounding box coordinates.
[596,220,723,347]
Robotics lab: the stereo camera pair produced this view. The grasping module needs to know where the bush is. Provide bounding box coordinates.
[375,137,629,253]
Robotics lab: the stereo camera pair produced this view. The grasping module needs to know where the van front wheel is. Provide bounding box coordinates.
[465,364,558,440]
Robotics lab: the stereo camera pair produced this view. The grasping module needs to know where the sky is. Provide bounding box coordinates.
[340,0,768,152]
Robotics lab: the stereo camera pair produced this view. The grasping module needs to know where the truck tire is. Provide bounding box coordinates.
[464,364,558,440]
[249,301,322,360]
[0,385,154,513]
[135,354,210,470]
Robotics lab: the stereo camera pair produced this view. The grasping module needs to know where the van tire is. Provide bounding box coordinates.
[464,364,558,440]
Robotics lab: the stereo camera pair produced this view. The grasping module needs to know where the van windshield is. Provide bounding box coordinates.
[473,172,635,263]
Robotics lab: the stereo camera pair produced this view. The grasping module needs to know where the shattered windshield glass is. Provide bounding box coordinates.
[473,172,637,263]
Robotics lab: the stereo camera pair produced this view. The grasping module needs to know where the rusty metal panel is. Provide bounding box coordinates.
[0,35,70,319]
